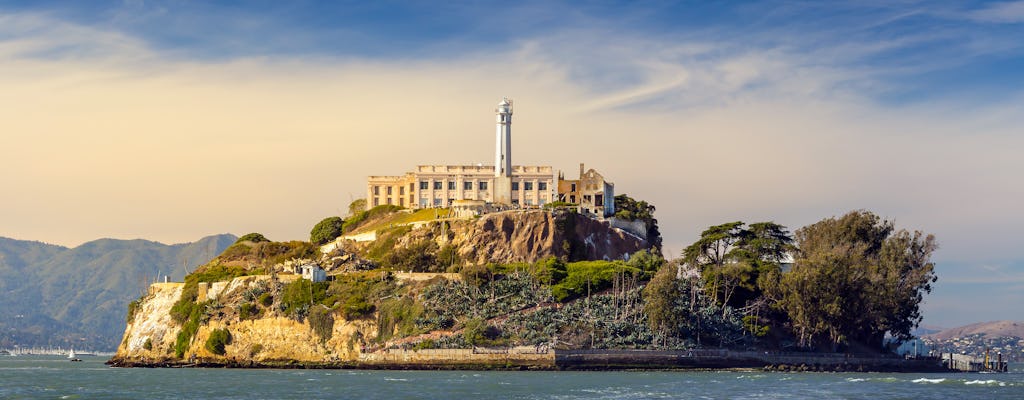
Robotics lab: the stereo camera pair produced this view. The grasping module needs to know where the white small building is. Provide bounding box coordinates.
[300,264,327,283]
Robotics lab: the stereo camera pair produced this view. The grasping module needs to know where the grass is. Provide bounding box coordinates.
[347,208,452,235]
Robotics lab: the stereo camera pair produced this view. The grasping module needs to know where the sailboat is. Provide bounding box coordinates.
[68,349,82,362]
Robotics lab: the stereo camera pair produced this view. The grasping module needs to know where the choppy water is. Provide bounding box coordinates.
[1,356,1022,399]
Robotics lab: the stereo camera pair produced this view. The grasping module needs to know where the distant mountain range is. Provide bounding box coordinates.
[0,234,235,351]
[925,320,1024,341]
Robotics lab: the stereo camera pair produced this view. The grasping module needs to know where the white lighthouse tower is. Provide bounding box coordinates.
[494,98,513,177]
[493,97,514,205]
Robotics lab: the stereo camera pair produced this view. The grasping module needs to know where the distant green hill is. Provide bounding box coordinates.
[0,234,235,351]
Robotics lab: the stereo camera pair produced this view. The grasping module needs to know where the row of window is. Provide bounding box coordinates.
[420,181,490,190]
[375,180,552,197]
[415,180,549,191]
[511,182,546,190]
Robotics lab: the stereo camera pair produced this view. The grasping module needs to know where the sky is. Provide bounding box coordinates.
[1,1,1023,328]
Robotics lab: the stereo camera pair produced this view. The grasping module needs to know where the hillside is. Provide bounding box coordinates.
[111,208,670,367]
[926,320,1024,341]
[0,234,235,350]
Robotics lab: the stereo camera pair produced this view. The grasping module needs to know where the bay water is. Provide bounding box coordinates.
[1,355,1021,399]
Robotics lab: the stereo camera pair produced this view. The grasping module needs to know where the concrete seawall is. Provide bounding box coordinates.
[110,348,950,372]
[554,349,948,372]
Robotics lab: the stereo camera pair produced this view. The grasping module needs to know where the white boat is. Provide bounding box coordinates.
[68,349,82,362]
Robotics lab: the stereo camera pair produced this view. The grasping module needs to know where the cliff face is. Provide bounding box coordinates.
[113,275,378,366]
[370,210,650,266]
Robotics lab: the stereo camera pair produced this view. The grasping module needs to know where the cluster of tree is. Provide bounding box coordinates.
[649,210,937,352]
[614,194,662,251]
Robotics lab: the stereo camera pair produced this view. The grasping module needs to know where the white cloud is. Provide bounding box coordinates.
[969,1,1024,23]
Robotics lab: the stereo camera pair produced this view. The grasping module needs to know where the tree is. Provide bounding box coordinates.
[235,233,269,244]
[643,261,743,347]
[777,210,936,351]
[613,194,663,252]
[682,222,792,312]
[310,216,345,245]
[348,199,367,217]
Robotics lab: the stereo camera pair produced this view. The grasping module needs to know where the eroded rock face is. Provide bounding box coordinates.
[379,210,650,266]
[111,276,377,365]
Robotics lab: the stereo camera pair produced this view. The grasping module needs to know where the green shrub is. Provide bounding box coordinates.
[310,216,345,245]
[280,279,330,319]
[126,298,143,324]
[174,300,210,358]
[364,225,412,263]
[250,344,263,357]
[236,233,269,244]
[530,257,568,285]
[239,303,260,320]
[385,240,438,271]
[551,260,641,302]
[258,292,273,307]
[376,297,423,342]
[462,318,500,346]
[204,328,233,355]
[143,338,153,351]
[341,295,374,320]
[436,244,461,270]
[308,305,335,343]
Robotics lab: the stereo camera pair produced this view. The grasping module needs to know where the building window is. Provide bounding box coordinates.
[373,198,379,206]
[512,182,519,190]
[464,181,473,190]
[570,195,576,203]
[525,199,533,206]
[479,181,488,190]
[399,186,405,195]
[386,186,392,195]
[524,182,533,190]
[596,194,603,205]
[433,198,442,206]
[410,183,415,192]
[373,186,380,195]
[399,198,404,207]
[539,182,547,190]
[448,181,456,190]
[434,181,443,190]
[419,199,428,208]
[571,183,577,192]
[420,181,429,190]
[387,198,392,205]
[409,195,414,204]
[447,198,454,206]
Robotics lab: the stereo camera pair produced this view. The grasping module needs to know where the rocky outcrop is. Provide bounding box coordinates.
[110,275,378,367]
[356,210,651,266]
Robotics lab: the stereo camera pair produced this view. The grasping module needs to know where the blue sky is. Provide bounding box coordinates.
[1,1,1023,328]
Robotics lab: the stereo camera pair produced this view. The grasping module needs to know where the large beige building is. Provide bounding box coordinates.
[367,165,557,209]
[366,99,615,217]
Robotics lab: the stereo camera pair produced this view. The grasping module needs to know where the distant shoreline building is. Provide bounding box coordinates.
[366,98,615,217]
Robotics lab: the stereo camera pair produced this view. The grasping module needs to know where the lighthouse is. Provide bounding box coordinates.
[495,98,512,177]
[492,97,514,205]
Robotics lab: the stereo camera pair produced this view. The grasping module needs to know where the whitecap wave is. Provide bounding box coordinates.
[912,378,946,384]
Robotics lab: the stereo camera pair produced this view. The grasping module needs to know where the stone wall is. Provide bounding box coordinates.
[359,347,554,368]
